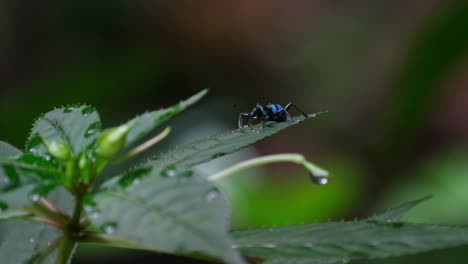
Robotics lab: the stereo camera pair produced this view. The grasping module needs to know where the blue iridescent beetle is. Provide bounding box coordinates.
[238,103,308,130]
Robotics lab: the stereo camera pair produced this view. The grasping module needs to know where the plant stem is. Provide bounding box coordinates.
[113,126,171,162]
[55,234,75,264]
[55,194,84,264]
[207,153,329,181]
[70,194,84,231]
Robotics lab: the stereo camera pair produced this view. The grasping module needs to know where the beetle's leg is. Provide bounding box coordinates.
[238,112,251,130]
[258,120,264,132]
[285,103,308,118]
[255,116,268,132]
[282,109,293,120]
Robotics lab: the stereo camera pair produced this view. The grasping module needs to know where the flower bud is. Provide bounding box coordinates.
[46,141,71,161]
[96,124,131,158]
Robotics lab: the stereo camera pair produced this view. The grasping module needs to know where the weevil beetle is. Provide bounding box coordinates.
[238,103,308,130]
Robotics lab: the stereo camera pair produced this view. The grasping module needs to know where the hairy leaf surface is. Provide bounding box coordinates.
[121,89,208,150]
[0,187,73,263]
[0,154,61,196]
[370,196,432,222]
[26,105,101,158]
[92,167,244,264]
[232,221,468,262]
[264,258,345,264]
[98,114,323,188]
[0,141,22,157]
[0,222,58,264]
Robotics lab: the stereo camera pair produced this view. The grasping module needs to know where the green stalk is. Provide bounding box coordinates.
[207,153,329,184]
[55,234,75,264]
[55,194,84,264]
[113,126,171,162]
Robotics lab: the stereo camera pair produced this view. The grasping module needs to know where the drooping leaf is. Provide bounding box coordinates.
[232,220,468,262]
[26,105,101,158]
[119,89,208,151]
[0,141,22,157]
[91,167,244,264]
[369,196,432,222]
[96,114,324,188]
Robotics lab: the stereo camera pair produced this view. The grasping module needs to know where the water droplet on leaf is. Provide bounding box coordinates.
[30,194,41,202]
[211,153,226,159]
[81,106,95,116]
[205,188,220,201]
[63,107,75,113]
[1,176,10,184]
[161,165,177,178]
[117,167,151,188]
[262,243,276,248]
[101,222,118,235]
[84,122,101,138]
[0,201,9,212]
[90,212,100,219]
[84,203,101,220]
[84,205,93,213]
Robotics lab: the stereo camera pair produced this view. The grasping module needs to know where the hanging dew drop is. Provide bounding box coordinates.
[29,237,35,244]
[309,172,328,185]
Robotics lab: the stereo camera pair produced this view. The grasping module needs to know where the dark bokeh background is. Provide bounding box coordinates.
[1,1,467,263]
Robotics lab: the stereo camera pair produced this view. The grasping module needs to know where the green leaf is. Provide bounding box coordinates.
[0,154,61,194]
[119,89,208,150]
[91,167,244,264]
[147,114,324,171]
[0,141,22,157]
[232,221,468,262]
[0,209,32,221]
[369,196,432,222]
[96,114,322,188]
[264,258,346,264]
[26,105,101,158]
[0,222,58,264]
[0,186,72,264]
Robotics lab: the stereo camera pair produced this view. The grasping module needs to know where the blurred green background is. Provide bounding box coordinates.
[1,1,467,263]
